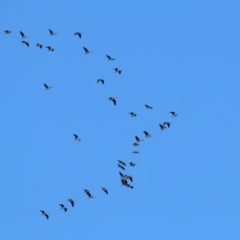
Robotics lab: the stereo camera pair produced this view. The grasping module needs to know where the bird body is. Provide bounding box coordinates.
[129,112,137,117]
[68,199,75,207]
[97,79,104,84]
[170,111,178,117]
[59,204,67,212]
[74,32,82,38]
[114,68,121,74]
[129,162,137,167]
[40,210,49,219]
[143,131,152,138]
[102,187,108,194]
[118,160,126,166]
[108,97,116,106]
[36,43,43,49]
[20,31,28,38]
[163,122,171,128]
[159,124,166,130]
[106,55,115,61]
[46,46,54,51]
[21,41,29,47]
[145,104,153,109]
[48,29,56,35]
[118,164,125,170]
[132,151,139,154]
[73,134,81,141]
[4,30,11,34]
[43,83,52,90]
[83,47,92,54]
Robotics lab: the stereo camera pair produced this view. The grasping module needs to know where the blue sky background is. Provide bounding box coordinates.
[1,1,240,239]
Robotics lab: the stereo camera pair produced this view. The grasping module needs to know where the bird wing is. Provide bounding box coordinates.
[83,47,88,52]
[20,31,24,37]
[113,99,116,105]
[135,136,140,141]
[119,172,124,177]
[43,83,48,88]
[73,134,78,138]
[48,29,53,34]
[106,55,111,59]
[143,131,148,136]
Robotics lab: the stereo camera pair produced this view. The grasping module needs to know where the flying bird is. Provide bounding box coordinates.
[126,175,133,182]
[20,31,28,38]
[163,122,171,128]
[108,97,116,106]
[133,142,140,146]
[102,187,108,194]
[3,30,11,34]
[106,55,115,61]
[145,104,153,109]
[170,111,178,117]
[143,131,152,138]
[43,83,52,90]
[97,79,104,84]
[48,29,56,35]
[68,199,75,207]
[132,151,139,154]
[74,32,82,38]
[129,162,137,167]
[83,47,92,54]
[21,40,29,47]
[113,68,121,74]
[118,164,125,170]
[118,160,126,166]
[73,134,81,141]
[36,43,43,49]
[40,210,49,219]
[135,136,143,142]
[84,190,94,199]
[59,204,67,212]
[129,112,137,117]
[159,124,166,130]
[46,46,54,51]
[119,171,126,178]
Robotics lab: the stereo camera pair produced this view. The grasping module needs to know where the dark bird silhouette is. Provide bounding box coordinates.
[40,210,49,219]
[21,40,29,47]
[135,136,143,142]
[126,184,134,189]
[106,55,115,61]
[68,199,75,207]
[48,29,56,35]
[84,190,94,199]
[118,164,125,170]
[163,122,171,128]
[121,178,128,186]
[102,187,108,194]
[36,43,43,49]
[73,134,81,141]
[108,97,116,106]
[133,142,140,146]
[126,175,133,182]
[20,31,28,38]
[159,124,166,130]
[143,131,152,138]
[119,171,126,178]
[118,160,126,166]
[113,68,121,74]
[43,83,52,90]
[83,47,92,54]
[129,112,137,117]
[170,111,178,117]
[97,79,104,84]
[59,204,67,212]
[145,104,153,109]
[129,162,137,167]
[74,32,81,38]
[46,46,54,51]
[132,151,139,154]
[3,30,11,34]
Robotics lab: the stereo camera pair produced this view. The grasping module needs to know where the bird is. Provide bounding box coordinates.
[143,131,152,138]
[3,30,11,34]
[133,142,140,146]
[40,210,49,219]
[20,31,28,38]
[121,178,128,186]
[135,136,143,142]
[126,175,133,182]
[129,162,137,167]
[97,79,104,84]
[108,97,116,106]
[36,43,43,49]
[118,160,126,166]
[119,171,127,178]
[129,112,137,117]
[68,199,75,207]
[84,189,90,194]
[170,111,178,117]
[114,68,121,74]
[84,190,94,199]
[132,151,139,154]
[48,29,56,35]
[46,46,54,51]
[83,47,92,54]
[118,164,125,170]
[159,124,166,130]
[74,32,82,38]
[59,204,67,212]
[43,83,52,90]
[106,55,115,61]
[73,134,81,141]
[102,187,108,194]
[163,122,171,128]
[145,104,153,109]
[126,184,134,189]
[21,41,29,47]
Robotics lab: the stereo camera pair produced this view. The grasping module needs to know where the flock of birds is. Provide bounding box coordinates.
[3,29,179,220]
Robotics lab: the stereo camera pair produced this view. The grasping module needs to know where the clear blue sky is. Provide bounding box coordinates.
[1,1,240,239]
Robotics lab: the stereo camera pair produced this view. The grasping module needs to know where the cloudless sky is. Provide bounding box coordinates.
[1,1,240,239]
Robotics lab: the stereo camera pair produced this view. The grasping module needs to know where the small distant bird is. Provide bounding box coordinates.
[106,55,115,61]
[126,175,133,182]
[97,79,104,84]
[74,32,81,38]
[118,164,125,170]
[121,178,128,186]
[21,40,29,47]
[129,162,137,167]
[119,171,126,178]
[135,136,143,142]
[36,43,43,49]
[118,160,126,166]
[145,104,153,109]
[129,112,137,117]
[84,189,90,194]
[133,142,140,146]
[3,30,11,34]
[163,122,171,128]
[20,31,28,38]
[132,151,139,154]
[114,68,121,74]
[59,204,67,212]
[108,97,116,106]
[40,210,49,219]
[46,46,54,51]
[48,29,56,35]
[126,184,134,189]
[83,47,92,54]
[68,199,75,207]
[159,124,166,130]
[102,187,108,194]
[170,111,178,117]
[84,190,93,199]
[43,83,52,90]
[73,134,81,141]
[143,131,152,138]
